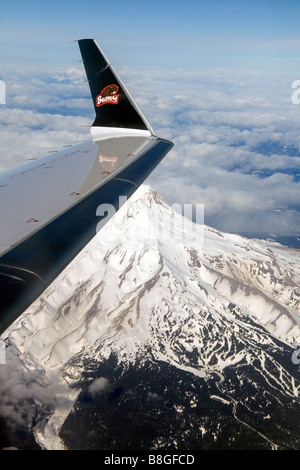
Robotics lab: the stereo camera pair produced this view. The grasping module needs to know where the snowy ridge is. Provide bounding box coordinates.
[8,185,300,364]
[1,185,300,449]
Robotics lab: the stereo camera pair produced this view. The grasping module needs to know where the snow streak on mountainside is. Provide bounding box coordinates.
[1,185,300,450]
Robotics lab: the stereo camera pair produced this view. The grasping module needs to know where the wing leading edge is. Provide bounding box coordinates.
[0,39,173,335]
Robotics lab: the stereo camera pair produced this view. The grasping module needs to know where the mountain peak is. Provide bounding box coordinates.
[1,185,300,450]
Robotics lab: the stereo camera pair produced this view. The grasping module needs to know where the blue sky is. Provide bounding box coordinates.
[1,0,300,70]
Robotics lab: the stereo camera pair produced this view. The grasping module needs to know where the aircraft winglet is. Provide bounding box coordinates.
[78,39,156,140]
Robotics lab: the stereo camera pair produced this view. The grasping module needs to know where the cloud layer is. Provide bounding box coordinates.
[138,68,300,235]
[0,62,299,236]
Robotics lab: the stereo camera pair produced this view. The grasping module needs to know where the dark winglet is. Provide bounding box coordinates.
[78,39,155,135]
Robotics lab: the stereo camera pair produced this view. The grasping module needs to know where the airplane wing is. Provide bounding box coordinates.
[0,39,173,335]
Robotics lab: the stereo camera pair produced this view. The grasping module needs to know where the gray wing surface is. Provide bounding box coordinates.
[0,39,173,334]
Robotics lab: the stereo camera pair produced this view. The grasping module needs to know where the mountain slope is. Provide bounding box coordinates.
[1,185,300,450]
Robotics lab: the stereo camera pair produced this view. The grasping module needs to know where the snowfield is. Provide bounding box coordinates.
[1,185,300,449]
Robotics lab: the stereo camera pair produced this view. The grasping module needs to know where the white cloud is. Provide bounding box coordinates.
[88,377,110,397]
[136,68,300,235]
[0,108,91,172]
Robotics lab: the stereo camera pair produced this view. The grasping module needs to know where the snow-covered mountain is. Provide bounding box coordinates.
[1,185,300,450]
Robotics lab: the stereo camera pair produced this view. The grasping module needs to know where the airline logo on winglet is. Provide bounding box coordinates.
[96,84,119,107]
